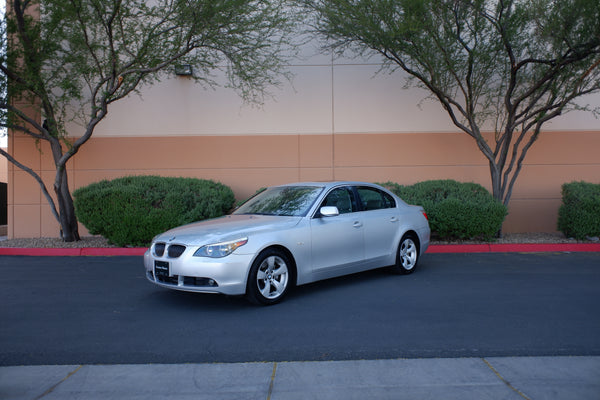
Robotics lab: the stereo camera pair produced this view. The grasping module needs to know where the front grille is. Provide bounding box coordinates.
[154,242,166,257]
[168,245,186,258]
[153,243,186,258]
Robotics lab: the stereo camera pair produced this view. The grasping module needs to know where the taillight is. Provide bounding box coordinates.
[422,212,428,220]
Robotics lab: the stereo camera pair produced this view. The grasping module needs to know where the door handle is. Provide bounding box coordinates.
[353,221,363,228]
[390,217,398,223]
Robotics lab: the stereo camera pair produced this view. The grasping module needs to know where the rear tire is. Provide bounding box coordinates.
[246,248,291,305]
[391,233,420,275]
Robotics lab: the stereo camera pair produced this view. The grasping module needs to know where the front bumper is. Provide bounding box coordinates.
[143,246,254,296]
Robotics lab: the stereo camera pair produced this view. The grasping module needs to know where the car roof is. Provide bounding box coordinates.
[276,181,381,189]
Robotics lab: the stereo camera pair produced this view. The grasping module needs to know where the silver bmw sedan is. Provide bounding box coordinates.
[144,181,430,305]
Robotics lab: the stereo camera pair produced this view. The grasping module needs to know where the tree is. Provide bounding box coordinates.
[301,0,600,208]
[0,0,295,241]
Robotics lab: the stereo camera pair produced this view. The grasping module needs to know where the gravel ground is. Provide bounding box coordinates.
[0,236,117,248]
[431,232,596,245]
[0,232,596,248]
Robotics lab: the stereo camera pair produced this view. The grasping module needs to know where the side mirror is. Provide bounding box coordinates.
[320,206,339,217]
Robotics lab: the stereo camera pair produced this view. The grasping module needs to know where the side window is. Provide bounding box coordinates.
[381,191,395,208]
[357,187,396,211]
[321,187,355,214]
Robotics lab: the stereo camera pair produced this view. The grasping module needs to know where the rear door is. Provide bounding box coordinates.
[356,186,400,264]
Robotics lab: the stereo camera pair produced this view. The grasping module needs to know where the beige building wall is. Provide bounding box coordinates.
[6,51,600,238]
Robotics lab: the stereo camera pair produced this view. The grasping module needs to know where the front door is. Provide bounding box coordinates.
[310,187,364,276]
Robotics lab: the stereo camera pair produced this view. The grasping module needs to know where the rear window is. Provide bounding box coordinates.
[357,187,396,211]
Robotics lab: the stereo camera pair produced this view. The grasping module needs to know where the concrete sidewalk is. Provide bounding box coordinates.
[2,356,599,400]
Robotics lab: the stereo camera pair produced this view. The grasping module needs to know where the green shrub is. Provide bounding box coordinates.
[73,176,235,247]
[381,180,507,240]
[558,181,600,240]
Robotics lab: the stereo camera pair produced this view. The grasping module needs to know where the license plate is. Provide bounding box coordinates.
[154,261,170,278]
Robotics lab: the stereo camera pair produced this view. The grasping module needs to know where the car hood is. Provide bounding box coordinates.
[153,214,302,246]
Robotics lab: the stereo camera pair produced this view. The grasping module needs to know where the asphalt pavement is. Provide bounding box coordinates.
[1,246,599,400]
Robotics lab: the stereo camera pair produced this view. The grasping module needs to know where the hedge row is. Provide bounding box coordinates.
[382,180,507,241]
[73,176,598,246]
[558,181,600,240]
[73,176,235,247]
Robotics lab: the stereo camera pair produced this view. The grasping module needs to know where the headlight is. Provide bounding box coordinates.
[193,238,248,258]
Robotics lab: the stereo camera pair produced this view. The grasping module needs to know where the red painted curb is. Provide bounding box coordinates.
[427,244,491,253]
[427,243,600,253]
[0,247,147,256]
[80,248,147,256]
[0,243,599,256]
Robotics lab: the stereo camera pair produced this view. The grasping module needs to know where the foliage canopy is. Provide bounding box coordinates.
[1,0,295,240]
[302,0,600,207]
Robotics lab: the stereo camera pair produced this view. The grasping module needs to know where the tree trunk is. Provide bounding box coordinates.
[54,167,80,242]
[489,162,505,238]
[489,161,504,203]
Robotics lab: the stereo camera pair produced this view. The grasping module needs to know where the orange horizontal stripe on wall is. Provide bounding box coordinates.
[5,131,600,238]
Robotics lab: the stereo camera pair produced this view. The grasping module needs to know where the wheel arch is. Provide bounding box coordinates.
[401,230,421,255]
[247,244,298,289]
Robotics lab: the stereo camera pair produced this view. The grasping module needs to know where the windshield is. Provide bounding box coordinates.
[233,186,324,217]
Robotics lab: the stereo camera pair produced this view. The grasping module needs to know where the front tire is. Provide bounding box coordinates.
[246,248,291,305]
[392,234,420,275]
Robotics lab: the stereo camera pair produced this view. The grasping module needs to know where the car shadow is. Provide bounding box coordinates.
[144,261,431,309]
[146,288,251,310]
[172,270,382,305]
[288,267,397,298]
